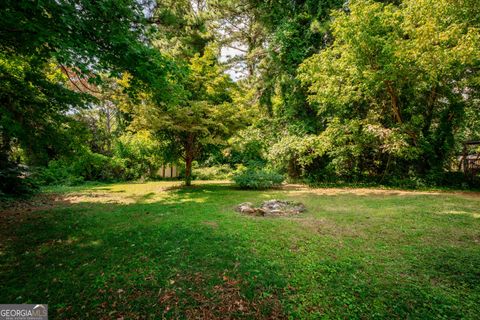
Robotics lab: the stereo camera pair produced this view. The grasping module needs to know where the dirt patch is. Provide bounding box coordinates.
[202,221,219,228]
[281,184,480,200]
[0,193,72,215]
[294,217,366,238]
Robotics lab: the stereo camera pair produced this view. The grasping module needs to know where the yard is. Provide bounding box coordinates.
[1,181,479,319]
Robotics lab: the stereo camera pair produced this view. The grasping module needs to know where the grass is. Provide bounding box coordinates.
[1,181,480,319]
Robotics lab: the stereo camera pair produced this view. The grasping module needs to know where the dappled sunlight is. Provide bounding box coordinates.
[90,181,182,193]
[440,210,480,219]
[35,236,103,255]
[57,181,235,205]
[59,185,175,205]
[284,186,444,197]
[78,239,103,248]
[2,180,480,319]
[279,185,480,205]
[36,182,234,212]
[4,0,480,317]
[178,197,208,204]
[4,182,480,217]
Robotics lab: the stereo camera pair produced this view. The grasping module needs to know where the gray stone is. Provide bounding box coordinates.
[235,200,305,216]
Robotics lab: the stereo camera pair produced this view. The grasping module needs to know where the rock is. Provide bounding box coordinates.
[236,202,254,213]
[235,200,305,216]
[291,203,306,213]
[269,209,283,215]
[241,207,255,214]
[254,208,266,216]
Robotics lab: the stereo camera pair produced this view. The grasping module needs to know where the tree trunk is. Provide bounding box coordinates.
[185,155,193,186]
[385,81,402,124]
[183,134,196,186]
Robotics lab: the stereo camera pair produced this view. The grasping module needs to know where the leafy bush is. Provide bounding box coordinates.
[233,167,284,189]
[113,131,164,180]
[192,164,233,180]
[32,130,172,186]
[32,163,80,186]
[70,151,125,181]
[33,149,127,186]
[267,133,325,179]
[0,163,38,197]
[424,172,476,188]
[227,127,268,167]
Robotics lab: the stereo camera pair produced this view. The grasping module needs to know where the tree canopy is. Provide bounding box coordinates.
[1,0,480,194]
[299,0,480,178]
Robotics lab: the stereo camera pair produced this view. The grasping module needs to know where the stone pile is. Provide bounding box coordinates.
[235,199,305,217]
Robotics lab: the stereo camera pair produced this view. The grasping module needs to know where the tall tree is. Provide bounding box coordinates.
[0,0,176,157]
[298,0,480,178]
[151,0,212,58]
[0,0,176,193]
[127,46,244,185]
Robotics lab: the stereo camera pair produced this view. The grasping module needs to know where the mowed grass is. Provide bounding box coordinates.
[1,181,480,319]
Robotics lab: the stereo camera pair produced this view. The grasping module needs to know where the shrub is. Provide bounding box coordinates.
[227,127,268,167]
[69,151,121,181]
[0,163,38,198]
[32,149,127,186]
[113,131,164,180]
[192,164,233,180]
[233,167,284,189]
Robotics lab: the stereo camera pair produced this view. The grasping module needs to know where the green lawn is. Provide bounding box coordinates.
[1,181,479,319]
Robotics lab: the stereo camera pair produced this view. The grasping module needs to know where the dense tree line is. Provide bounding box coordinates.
[1,0,479,196]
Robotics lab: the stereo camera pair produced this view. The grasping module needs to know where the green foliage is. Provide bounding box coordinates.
[298,0,480,180]
[0,163,38,197]
[67,151,125,182]
[152,0,212,58]
[192,164,233,180]
[0,0,178,192]
[267,133,322,178]
[248,0,344,124]
[227,127,268,167]
[32,164,84,187]
[2,0,480,192]
[0,0,175,101]
[387,172,480,190]
[131,45,246,185]
[209,0,480,186]
[33,149,126,186]
[33,129,172,185]
[113,131,164,180]
[233,166,284,189]
[0,54,89,166]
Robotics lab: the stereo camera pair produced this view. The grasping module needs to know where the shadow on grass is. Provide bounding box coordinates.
[1,183,480,319]
[0,192,287,319]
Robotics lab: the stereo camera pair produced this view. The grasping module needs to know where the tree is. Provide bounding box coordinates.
[151,0,212,58]
[0,0,174,162]
[243,0,344,123]
[128,46,245,185]
[0,0,177,194]
[298,0,480,179]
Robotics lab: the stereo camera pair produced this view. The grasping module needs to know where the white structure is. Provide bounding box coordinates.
[158,164,179,178]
